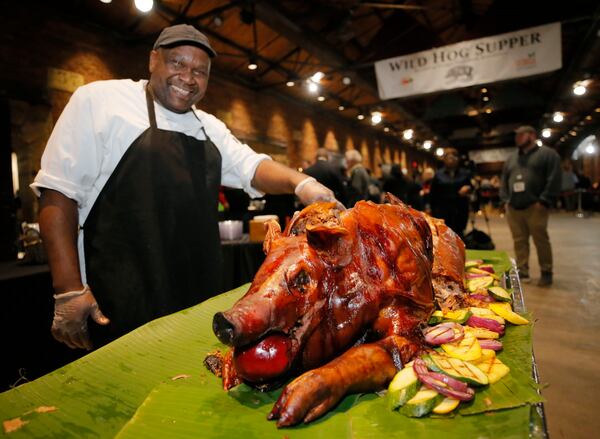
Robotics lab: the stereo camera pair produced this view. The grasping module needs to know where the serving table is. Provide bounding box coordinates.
[0,250,547,438]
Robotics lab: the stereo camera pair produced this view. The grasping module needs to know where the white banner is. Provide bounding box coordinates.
[375,22,562,99]
[469,148,516,164]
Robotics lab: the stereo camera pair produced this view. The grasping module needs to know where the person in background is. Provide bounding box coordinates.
[304,148,348,206]
[489,175,502,209]
[32,24,339,351]
[419,167,435,213]
[500,125,561,287]
[559,160,577,211]
[344,149,370,206]
[365,168,383,203]
[429,147,472,238]
[383,164,423,210]
[574,169,592,211]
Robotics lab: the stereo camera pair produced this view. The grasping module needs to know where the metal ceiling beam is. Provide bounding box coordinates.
[152,1,422,156]
[188,1,244,22]
[254,1,445,143]
[155,1,295,86]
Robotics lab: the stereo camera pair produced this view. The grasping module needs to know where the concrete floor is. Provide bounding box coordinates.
[474,208,600,439]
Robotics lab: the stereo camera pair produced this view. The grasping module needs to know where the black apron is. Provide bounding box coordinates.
[84,86,222,346]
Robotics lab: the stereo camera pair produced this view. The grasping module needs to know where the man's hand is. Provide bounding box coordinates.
[458,185,471,197]
[52,286,110,350]
[294,177,343,208]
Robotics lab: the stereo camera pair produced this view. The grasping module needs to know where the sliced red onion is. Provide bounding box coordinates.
[423,322,464,345]
[413,359,465,390]
[478,339,503,351]
[466,273,490,279]
[479,265,495,274]
[426,371,469,392]
[412,357,431,376]
[469,294,496,303]
[466,315,505,334]
[413,358,475,401]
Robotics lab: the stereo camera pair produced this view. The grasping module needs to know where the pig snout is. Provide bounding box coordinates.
[213,304,277,347]
[213,312,236,345]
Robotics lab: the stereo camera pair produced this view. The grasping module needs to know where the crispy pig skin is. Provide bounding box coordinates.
[209,196,466,427]
[384,193,467,311]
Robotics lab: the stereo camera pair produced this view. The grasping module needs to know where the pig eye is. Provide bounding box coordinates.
[290,270,310,294]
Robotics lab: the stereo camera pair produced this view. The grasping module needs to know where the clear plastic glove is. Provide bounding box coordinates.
[51,286,110,350]
[294,177,344,209]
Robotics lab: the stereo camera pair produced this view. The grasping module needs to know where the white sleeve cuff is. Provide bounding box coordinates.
[235,154,272,199]
[30,170,87,205]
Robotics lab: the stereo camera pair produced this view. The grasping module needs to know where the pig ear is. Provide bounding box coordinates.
[306,223,352,267]
[284,202,342,236]
[263,220,282,254]
[383,192,404,206]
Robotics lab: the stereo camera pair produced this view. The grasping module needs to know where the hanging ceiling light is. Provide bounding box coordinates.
[357,113,365,120]
[307,81,319,93]
[383,127,390,132]
[317,96,325,102]
[371,111,382,125]
[573,82,587,96]
[247,57,258,70]
[286,80,295,87]
[342,76,352,85]
[435,147,444,157]
[311,71,325,83]
[212,15,224,27]
[541,128,551,138]
[246,3,259,71]
[338,105,345,111]
[585,144,596,154]
[403,129,413,140]
[100,0,112,3]
[552,112,564,123]
[423,140,432,150]
[536,139,543,146]
[134,0,153,12]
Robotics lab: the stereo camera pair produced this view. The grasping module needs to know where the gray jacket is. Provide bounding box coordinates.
[500,145,561,209]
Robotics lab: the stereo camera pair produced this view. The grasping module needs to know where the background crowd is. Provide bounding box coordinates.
[220,147,598,238]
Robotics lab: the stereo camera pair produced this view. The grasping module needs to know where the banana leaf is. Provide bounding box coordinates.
[466,249,512,274]
[0,250,540,438]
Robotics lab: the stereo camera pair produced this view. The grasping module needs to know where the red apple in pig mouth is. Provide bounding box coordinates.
[233,333,292,383]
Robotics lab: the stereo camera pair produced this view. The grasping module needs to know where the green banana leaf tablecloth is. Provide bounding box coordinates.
[0,250,544,438]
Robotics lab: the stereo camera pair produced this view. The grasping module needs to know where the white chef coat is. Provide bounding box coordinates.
[31,79,271,282]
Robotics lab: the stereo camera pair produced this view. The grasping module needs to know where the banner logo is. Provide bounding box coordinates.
[445,65,473,83]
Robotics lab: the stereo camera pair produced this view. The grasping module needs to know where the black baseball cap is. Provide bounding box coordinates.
[153,24,217,58]
[514,125,536,134]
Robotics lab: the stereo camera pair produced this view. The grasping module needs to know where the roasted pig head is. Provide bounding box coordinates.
[209,199,450,426]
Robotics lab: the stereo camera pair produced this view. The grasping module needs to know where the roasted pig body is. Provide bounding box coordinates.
[208,197,466,427]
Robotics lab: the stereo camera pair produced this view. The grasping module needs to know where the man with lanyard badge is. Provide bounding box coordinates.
[500,125,561,287]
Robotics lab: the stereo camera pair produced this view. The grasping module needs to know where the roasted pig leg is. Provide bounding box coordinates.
[268,335,418,427]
